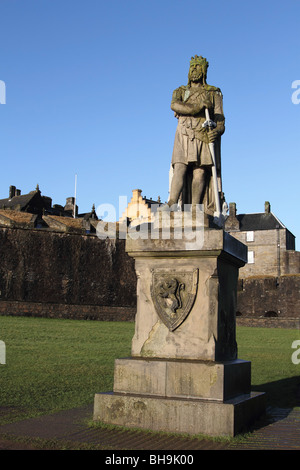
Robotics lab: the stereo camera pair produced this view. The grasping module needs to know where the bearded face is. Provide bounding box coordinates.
[188,63,204,83]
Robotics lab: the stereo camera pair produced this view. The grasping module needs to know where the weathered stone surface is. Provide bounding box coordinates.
[126,217,247,258]
[126,225,246,362]
[113,358,251,401]
[93,391,266,437]
[237,275,300,317]
[0,300,136,321]
[0,228,136,308]
[166,55,225,216]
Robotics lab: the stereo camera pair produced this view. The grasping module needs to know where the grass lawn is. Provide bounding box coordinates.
[237,326,300,408]
[0,316,299,425]
[0,316,134,423]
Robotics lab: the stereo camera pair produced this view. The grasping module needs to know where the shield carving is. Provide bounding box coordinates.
[151,268,198,331]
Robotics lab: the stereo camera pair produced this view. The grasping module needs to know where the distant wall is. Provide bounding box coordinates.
[0,300,136,321]
[0,227,299,327]
[0,227,137,319]
[237,275,300,318]
[236,317,300,329]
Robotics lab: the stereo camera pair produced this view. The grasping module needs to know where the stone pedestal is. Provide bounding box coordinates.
[94,213,265,436]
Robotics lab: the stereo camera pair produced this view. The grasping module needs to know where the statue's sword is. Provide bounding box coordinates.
[202,108,222,219]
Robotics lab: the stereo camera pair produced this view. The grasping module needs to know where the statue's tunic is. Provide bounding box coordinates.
[171,85,225,170]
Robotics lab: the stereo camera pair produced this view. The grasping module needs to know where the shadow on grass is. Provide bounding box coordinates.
[252,375,300,409]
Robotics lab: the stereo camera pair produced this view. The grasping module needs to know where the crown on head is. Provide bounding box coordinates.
[190,55,209,71]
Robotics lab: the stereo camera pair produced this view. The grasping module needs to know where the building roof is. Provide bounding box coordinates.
[0,191,37,210]
[42,215,85,233]
[236,212,286,232]
[0,209,37,227]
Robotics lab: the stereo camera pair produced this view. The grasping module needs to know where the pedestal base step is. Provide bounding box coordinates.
[113,358,251,401]
[93,391,266,437]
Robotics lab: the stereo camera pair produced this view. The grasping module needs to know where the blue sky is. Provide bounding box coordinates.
[0,0,299,245]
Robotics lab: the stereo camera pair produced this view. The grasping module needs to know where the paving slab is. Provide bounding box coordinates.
[0,405,299,450]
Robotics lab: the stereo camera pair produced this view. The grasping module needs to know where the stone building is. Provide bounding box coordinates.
[0,184,98,233]
[0,184,136,321]
[224,201,299,279]
[223,201,299,323]
[0,184,52,221]
[119,189,162,226]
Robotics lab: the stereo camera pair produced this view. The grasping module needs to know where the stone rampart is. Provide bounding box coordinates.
[0,227,298,326]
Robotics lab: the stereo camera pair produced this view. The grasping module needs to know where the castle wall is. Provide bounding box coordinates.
[237,275,300,319]
[0,300,135,321]
[0,227,298,327]
[0,227,137,319]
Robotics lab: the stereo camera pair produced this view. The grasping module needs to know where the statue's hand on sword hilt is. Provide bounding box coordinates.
[202,119,216,129]
[202,108,216,129]
[202,108,218,143]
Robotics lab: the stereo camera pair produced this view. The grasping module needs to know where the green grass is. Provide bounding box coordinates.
[237,326,300,408]
[0,316,134,423]
[0,317,299,426]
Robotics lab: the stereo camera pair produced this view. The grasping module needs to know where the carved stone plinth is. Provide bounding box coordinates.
[93,217,265,436]
[127,214,245,362]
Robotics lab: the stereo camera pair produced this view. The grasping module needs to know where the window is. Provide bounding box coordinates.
[246,231,254,242]
[248,250,254,264]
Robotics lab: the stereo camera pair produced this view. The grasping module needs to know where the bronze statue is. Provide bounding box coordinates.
[166,55,225,216]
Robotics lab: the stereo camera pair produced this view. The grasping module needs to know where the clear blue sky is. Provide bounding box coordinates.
[0,0,299,246]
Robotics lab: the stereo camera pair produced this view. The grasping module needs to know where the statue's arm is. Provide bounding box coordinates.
[213,91,225,136]
[170,87,208,116]
[171,100,198,115]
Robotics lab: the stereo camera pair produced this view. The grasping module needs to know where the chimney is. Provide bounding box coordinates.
[265,201,271,213]
[9,185,16,199]
[132,189,142,201]
[64,197,78,216]
[224,202,240,231]
[229,202,237,217]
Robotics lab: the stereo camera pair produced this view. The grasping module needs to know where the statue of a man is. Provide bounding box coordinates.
[166,55,225,214]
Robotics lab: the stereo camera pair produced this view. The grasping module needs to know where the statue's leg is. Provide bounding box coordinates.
[191,167,206,205]
[168,163,187,206]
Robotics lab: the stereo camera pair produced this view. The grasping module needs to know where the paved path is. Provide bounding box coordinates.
[0,405,299,450]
